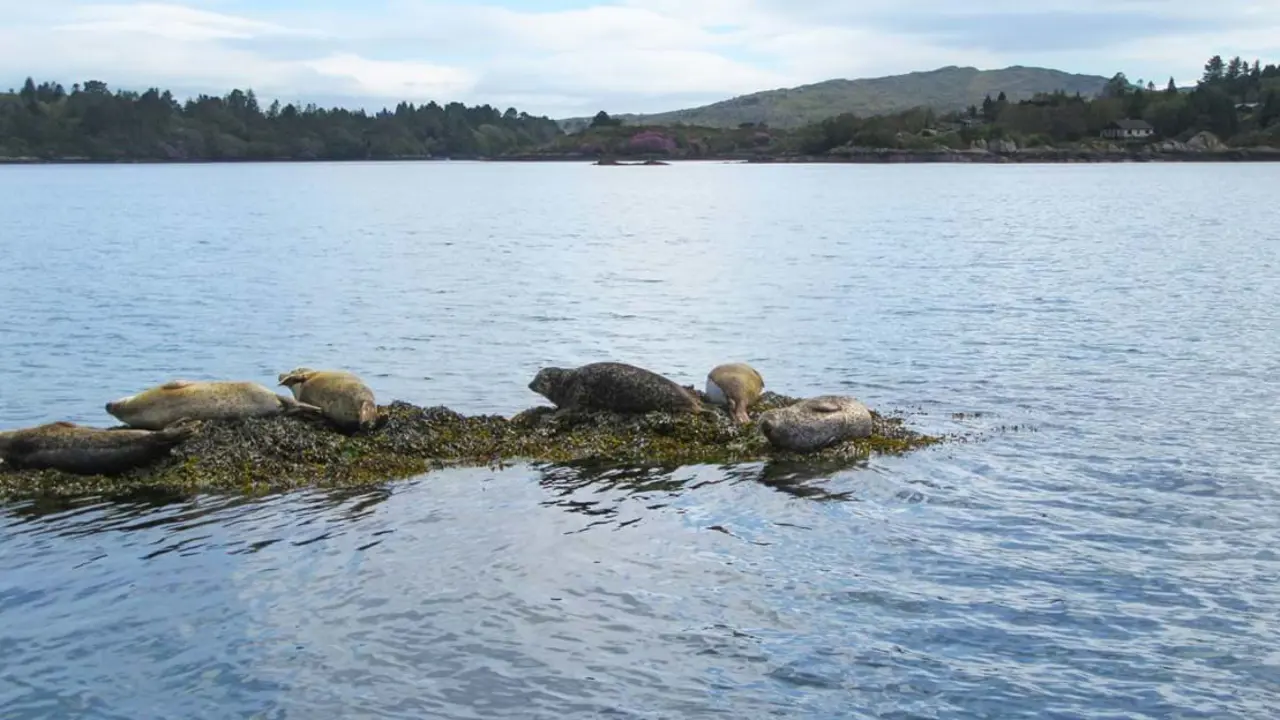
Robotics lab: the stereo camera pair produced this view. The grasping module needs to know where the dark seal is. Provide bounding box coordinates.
[0,420,197,475]
[529,362,709,415]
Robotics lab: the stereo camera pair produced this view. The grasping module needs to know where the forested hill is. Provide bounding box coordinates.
[560,66,1112,130]
[0,79,563,160]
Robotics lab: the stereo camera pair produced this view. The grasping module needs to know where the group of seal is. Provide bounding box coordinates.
[526,360,874,453]
[1,359,875,477]
[0,368,378,476]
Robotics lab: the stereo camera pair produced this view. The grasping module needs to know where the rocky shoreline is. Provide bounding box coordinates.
[0,392,948,499]
[5,145,1279,166]
[745,147,1280,164]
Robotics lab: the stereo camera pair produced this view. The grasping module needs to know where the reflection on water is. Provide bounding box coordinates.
[3,161,1280,718]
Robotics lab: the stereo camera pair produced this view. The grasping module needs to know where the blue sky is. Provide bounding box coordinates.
[2,0,1277,118]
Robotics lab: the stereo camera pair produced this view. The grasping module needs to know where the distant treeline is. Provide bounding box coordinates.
[3,54,1279,162]
[796,55,1280,154]
[0,79,563,160]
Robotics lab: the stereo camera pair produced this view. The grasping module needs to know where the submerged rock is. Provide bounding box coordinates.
[0,392,946,498]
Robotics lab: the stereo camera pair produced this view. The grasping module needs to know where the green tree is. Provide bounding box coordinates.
[590,110,619,128]
[1166,77,1179,94]
[19,77,36,108]
[1226,56,1244,80]
[1103,72,1130,98]
[1203,55,1225,83]
[1261,91,1280,127]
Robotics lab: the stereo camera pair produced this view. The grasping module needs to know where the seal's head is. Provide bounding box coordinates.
[529,367,568,403]
[104,394,135,418]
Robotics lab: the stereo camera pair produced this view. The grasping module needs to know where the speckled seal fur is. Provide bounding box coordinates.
[705,363,765,424]
[529,361,710,415]
[278,367,379,432]
[758,395,873,453]
[106,380,321,431]
[0,420,196,475]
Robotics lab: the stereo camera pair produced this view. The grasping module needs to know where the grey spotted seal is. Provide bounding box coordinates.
[529,361,711,415]
[0,420,197,475]
[105,379,322,430]
[758,395,873,452]
[705,362,764,424]
[277,367,378,432]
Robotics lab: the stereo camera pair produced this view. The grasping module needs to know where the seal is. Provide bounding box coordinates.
[529,362,711,415]
[0,420,197,475]
[277,367,378,432]
[757,395,873,453]
[705,362,765,424]
[105,380,322,431]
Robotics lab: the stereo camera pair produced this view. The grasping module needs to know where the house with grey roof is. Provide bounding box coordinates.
[1101,119,1155,140]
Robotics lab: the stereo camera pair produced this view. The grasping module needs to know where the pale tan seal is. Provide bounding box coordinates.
[529,361,711,415]
[758,395,873,453]
[705,362,764,424]
[105,380,321,430]
[277,367,378,432]
[0,420,197,475]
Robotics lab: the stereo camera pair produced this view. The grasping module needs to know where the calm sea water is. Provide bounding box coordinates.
[2,160,1279,718]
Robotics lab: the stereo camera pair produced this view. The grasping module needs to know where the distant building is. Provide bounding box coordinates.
[1101,119,1155,140]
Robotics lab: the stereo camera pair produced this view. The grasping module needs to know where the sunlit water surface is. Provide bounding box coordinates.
[1,161,1279,718]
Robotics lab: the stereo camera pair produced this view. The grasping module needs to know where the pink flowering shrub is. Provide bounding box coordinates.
[627,131,676,154]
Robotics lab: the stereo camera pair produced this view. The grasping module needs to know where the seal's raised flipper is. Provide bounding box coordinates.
[277,367,316,386]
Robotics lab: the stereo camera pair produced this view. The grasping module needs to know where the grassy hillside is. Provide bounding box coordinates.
[563,65,1111,130]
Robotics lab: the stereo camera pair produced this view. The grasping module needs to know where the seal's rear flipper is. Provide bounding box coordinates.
[278,395,324,418]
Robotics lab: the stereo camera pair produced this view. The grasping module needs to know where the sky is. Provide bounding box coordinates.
[1,0,1277,119]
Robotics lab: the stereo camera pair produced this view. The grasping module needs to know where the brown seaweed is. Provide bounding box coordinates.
[0,392,949,499]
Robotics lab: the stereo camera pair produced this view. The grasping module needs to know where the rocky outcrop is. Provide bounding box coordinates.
[1186,131,1226,151]
[0,393,946,498]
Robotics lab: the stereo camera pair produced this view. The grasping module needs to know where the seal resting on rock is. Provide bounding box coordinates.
[277,367,378,432]
[705,362,764,424]
[758,395,873,453]
[0,420,197,475]
[105,380,322,431]
[529,362,710,415]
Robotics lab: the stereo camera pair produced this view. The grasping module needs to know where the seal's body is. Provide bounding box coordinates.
[758,395,872,453]
[106,380,319,430]
[0,421,196,475]
[529,362,707,415]
[277,367,378,432]
[705,363,765,424]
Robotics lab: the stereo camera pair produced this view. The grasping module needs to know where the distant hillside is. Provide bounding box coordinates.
[563,65,1111,130]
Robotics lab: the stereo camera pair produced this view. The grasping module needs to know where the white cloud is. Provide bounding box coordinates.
[1,0,1278,117]
[54,2,323,41]
[303,53,477,100]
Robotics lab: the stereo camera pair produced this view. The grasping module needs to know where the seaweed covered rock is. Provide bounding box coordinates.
[0,392,945,498]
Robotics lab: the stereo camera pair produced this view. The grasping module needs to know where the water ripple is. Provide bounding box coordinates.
[1,162,1279,718]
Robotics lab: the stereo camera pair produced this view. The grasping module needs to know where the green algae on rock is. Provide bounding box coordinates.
[0,392,946,499]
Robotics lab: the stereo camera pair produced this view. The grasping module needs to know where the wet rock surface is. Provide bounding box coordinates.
[0,392,947,499]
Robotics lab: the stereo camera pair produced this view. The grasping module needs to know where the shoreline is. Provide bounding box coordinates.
[4,148,1280,166]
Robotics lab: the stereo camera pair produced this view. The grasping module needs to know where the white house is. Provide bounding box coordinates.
[1101,119,1155,140]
